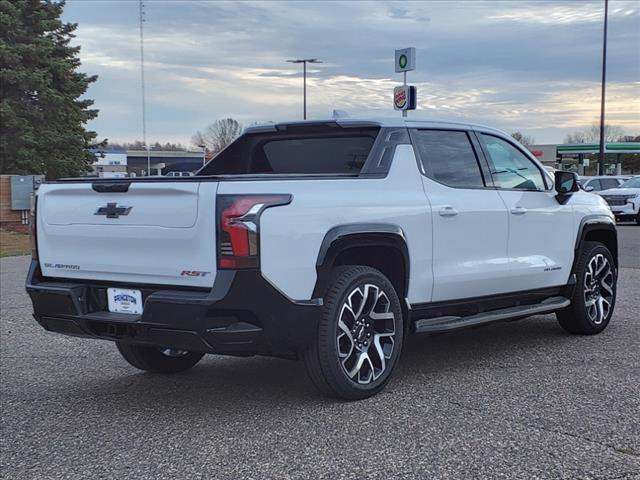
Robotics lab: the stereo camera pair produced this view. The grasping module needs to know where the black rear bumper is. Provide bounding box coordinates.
[26,261,322,358]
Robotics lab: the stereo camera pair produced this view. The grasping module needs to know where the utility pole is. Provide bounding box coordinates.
[598,0,609,176]
[139,0,151,175]
[286,58,322,120]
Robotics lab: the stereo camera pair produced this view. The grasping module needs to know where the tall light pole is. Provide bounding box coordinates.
[286,58,322,120]
[598,0,609,175]
[139,0,151,175]
[198,143,207,166]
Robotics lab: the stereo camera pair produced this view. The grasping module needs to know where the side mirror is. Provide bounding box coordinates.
[585,185,595,192]
[555,171,580,204]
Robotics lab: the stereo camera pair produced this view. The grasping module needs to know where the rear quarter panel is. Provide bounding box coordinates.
[216,145,433,303]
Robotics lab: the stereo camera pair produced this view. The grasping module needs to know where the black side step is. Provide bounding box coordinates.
[413,296,570,334]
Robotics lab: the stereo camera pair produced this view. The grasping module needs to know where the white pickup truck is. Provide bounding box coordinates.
[27,118,618,399]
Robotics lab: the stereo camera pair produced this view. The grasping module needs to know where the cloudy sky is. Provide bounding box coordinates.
[62,0,640,146]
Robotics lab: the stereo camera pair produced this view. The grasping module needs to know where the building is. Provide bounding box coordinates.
[91,149,205,177]
[126,150,205,176]
[527,142,640,175]
[0,174,43,230]
[526,144,557,166]
[90,149,128,177]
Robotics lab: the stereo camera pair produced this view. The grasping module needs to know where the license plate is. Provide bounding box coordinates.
[107,288,143,314]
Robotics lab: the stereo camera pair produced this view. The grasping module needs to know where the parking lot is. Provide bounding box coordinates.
[1,226,638,480]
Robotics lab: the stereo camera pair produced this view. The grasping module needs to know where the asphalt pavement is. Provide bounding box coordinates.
[1,226,639,479]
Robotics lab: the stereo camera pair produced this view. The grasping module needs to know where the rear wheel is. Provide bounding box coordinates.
[116,342,204,373]
[302,266,404,400]
[557,241,616,335]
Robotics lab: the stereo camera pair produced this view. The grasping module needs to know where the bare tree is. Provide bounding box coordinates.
[106,140,187,151]
[511,131,535,146]
[192,118,243,156]
[564,124,625,144]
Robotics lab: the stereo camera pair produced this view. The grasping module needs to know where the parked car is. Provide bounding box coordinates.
[26,118,618,399]
[165,171,194,177]
[599,176,640,225]
[579,175,630,192]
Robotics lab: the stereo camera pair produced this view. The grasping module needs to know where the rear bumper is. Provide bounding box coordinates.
[26,261,322,358]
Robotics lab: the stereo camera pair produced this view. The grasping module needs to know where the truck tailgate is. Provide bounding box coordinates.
[36,181,218,288]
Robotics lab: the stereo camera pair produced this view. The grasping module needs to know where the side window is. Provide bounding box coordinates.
[600,178,619,190]
[413,130,485,188]
[587,179,601,190]
[480,134,546,190]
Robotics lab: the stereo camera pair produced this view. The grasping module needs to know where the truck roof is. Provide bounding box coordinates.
[244,117,507,137]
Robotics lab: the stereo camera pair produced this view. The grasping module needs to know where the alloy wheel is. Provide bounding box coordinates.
[583,253,615,325]
[336,283,396,384]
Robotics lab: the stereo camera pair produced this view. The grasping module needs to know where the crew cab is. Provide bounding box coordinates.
[27,118,618,399]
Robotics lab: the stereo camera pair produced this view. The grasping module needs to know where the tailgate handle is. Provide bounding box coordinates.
[92,182,131,193]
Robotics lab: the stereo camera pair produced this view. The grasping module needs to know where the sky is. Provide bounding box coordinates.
[62,0,640,146]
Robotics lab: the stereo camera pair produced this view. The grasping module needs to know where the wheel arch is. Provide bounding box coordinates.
[573,217,618,273]
[313,224,410,305]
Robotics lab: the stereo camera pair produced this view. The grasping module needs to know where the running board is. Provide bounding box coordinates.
[413,296,571,334]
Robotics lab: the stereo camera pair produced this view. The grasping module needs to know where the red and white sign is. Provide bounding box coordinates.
[394,86,408,110]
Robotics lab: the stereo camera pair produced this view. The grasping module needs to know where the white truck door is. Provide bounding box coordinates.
[412,129,511,301]
[476,133,574,291]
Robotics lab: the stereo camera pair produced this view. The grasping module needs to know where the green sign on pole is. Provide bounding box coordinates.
[395,48,415,73]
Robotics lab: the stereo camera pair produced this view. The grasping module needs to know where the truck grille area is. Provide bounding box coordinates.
[603,197,627,206]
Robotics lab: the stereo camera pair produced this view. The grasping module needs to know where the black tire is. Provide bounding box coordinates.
[557,241,617,335]
[302,266,404,400]
[636,213,640,226]
[116,342,204,373]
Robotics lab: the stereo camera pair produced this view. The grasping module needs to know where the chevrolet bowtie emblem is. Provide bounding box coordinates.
[95,203,132,219]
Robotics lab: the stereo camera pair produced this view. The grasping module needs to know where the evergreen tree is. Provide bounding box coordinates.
[0,0,103,179]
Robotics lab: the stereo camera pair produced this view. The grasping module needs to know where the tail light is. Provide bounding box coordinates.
[217,194,291,269]
[29,195,38,261]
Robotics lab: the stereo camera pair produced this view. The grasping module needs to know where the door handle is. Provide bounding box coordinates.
[439,206,459,217]
[510,206,527,215]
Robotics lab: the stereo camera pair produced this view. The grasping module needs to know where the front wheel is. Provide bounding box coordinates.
[116,342,204,373]
[557,241,617,335]
[302,266,404,400]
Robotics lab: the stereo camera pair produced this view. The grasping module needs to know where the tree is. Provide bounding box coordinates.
[0,0,103,179]
[511,131,535,146]
[564,124,625,144]
[106,140,188,151]
[192,118,243,157]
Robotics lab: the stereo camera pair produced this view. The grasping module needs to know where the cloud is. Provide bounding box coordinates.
[63,0,640,144]
[487,1,638,25]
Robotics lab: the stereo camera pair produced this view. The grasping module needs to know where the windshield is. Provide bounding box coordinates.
[620,177,640,188]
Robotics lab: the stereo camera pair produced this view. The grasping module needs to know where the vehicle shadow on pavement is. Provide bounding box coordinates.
[49,314,590,408]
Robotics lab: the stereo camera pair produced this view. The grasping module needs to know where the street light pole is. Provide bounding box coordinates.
[287,58,322,120]
[139,0,150,175]
[598,0,609,176]
[198,144,207,166]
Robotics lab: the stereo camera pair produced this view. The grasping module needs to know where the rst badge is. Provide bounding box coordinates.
[181,270,210,277]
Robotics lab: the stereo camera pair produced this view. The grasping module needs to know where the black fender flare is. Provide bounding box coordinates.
[313,223,410,299]
[572,215,618,273]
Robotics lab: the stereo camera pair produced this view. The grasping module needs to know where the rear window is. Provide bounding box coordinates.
[199,126,379,175]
